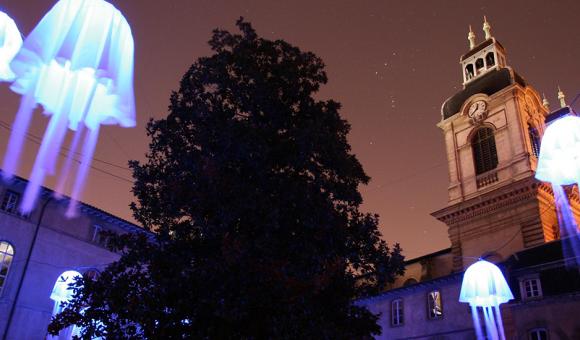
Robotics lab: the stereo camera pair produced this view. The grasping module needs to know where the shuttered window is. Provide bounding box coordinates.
[391,299,404,326]
[0,241,14,295]
[528,125,541,157]
[472,128,498,175]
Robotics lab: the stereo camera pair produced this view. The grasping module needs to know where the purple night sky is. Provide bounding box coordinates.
[0,0,578,258]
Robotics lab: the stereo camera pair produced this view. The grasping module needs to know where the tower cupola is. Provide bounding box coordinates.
[460,17,507,86]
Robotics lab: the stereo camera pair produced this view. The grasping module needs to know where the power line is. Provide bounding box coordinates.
[0,120,133,184]
[0,119,131,171]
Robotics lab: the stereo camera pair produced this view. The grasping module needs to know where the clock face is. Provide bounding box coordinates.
[468,100,487,120]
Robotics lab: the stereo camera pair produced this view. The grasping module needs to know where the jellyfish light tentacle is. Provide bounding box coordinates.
[6,0,135,214]
[459,260,513,340]
[535,114,580,266]
[0,10,25,180]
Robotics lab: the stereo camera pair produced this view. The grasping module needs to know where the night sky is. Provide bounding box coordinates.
[1,0,579,258]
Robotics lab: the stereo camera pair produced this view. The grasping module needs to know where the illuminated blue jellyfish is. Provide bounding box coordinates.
[0,11,22,81]
[536,115,580,186]
[4,0,135,216]
[535,114,580,265]
[459,260,513,340]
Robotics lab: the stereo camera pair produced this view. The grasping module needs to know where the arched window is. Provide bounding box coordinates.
[465,64,474,80]
[528,328,548,340]
[472,127,498,175]
[403,278,418,286]
[475,58,485,73]
[84,269,100,281]
[485,52,495,67]
[528,125,541,157]
[0,241,14,295]
[49,271,82,340]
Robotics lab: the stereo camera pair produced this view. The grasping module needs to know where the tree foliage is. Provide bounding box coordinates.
[49,19,404,339]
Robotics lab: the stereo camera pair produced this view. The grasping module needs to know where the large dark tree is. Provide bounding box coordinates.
[49,19,404,339]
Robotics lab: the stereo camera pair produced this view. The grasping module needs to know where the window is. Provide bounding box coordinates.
[475,58,484,72]
[91,225,110,248]
[0,190,29,219]
[522,278,542,299]
[50,271,83,339]
[403,278,418,286]
[0,241,14,295]
[1,191,19,214]
[391,299,404,326]
[465,64,474,80]
[528,125,541,157]
[529,328,548,340]
[84,269,100,281]
[485,52,495,67]
[427,290,443,319]
[472,127,498,175]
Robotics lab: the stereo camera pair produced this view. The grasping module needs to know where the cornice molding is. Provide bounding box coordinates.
[432,177,540,225]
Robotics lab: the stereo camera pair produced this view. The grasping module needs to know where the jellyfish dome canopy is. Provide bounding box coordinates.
[535,114,580,186]
[3,0,135,215]
[0,11,22,81]
[459,260,514,307]
[10,0,135,129]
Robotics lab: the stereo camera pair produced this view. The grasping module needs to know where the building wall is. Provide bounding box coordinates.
[362,30,580,340]
[509,296,580,340]
[361,244,580,340]
[0,179,145,340]
[360,274,477,340]
[390,250,453,289]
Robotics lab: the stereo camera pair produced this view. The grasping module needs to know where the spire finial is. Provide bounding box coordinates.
[558,86,566,108]
[542,93,550,110]
[483,16,492,40]
[468,25,476,49]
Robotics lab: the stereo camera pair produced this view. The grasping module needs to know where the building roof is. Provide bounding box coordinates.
[506,238,580,300]
[404,247,451,265]
[4,170,150,236]
[359,238,579,304]
[545,106,574,124]
[507,237,574,271]
[441,67,526,119]
[460,38,506,61]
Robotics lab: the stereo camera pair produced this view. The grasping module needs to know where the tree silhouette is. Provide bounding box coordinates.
[49,18,404,339]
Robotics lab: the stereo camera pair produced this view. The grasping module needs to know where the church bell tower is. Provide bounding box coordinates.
[431,18,575,271]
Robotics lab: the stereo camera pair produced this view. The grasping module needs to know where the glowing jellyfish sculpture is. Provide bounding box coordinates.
[0,11,22,81]
[535,114,580,265]
[4,0,135,216]
[459,260,514,340]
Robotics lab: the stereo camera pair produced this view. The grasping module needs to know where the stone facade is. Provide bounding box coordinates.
[360,22,580,340]
[358,241,580,339]
[0,175,147,339]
